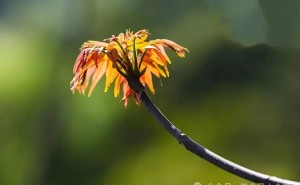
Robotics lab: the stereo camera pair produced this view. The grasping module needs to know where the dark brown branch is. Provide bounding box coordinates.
[139,90,300,185]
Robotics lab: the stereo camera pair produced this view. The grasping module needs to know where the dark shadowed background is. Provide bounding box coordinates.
[0,0,300,185]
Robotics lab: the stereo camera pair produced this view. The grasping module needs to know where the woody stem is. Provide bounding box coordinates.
[139,90,300,185]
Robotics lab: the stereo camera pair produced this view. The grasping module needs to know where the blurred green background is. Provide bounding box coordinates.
[1,0,300,185]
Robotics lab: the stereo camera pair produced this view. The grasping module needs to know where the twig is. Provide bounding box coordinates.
[139,90,300,185]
